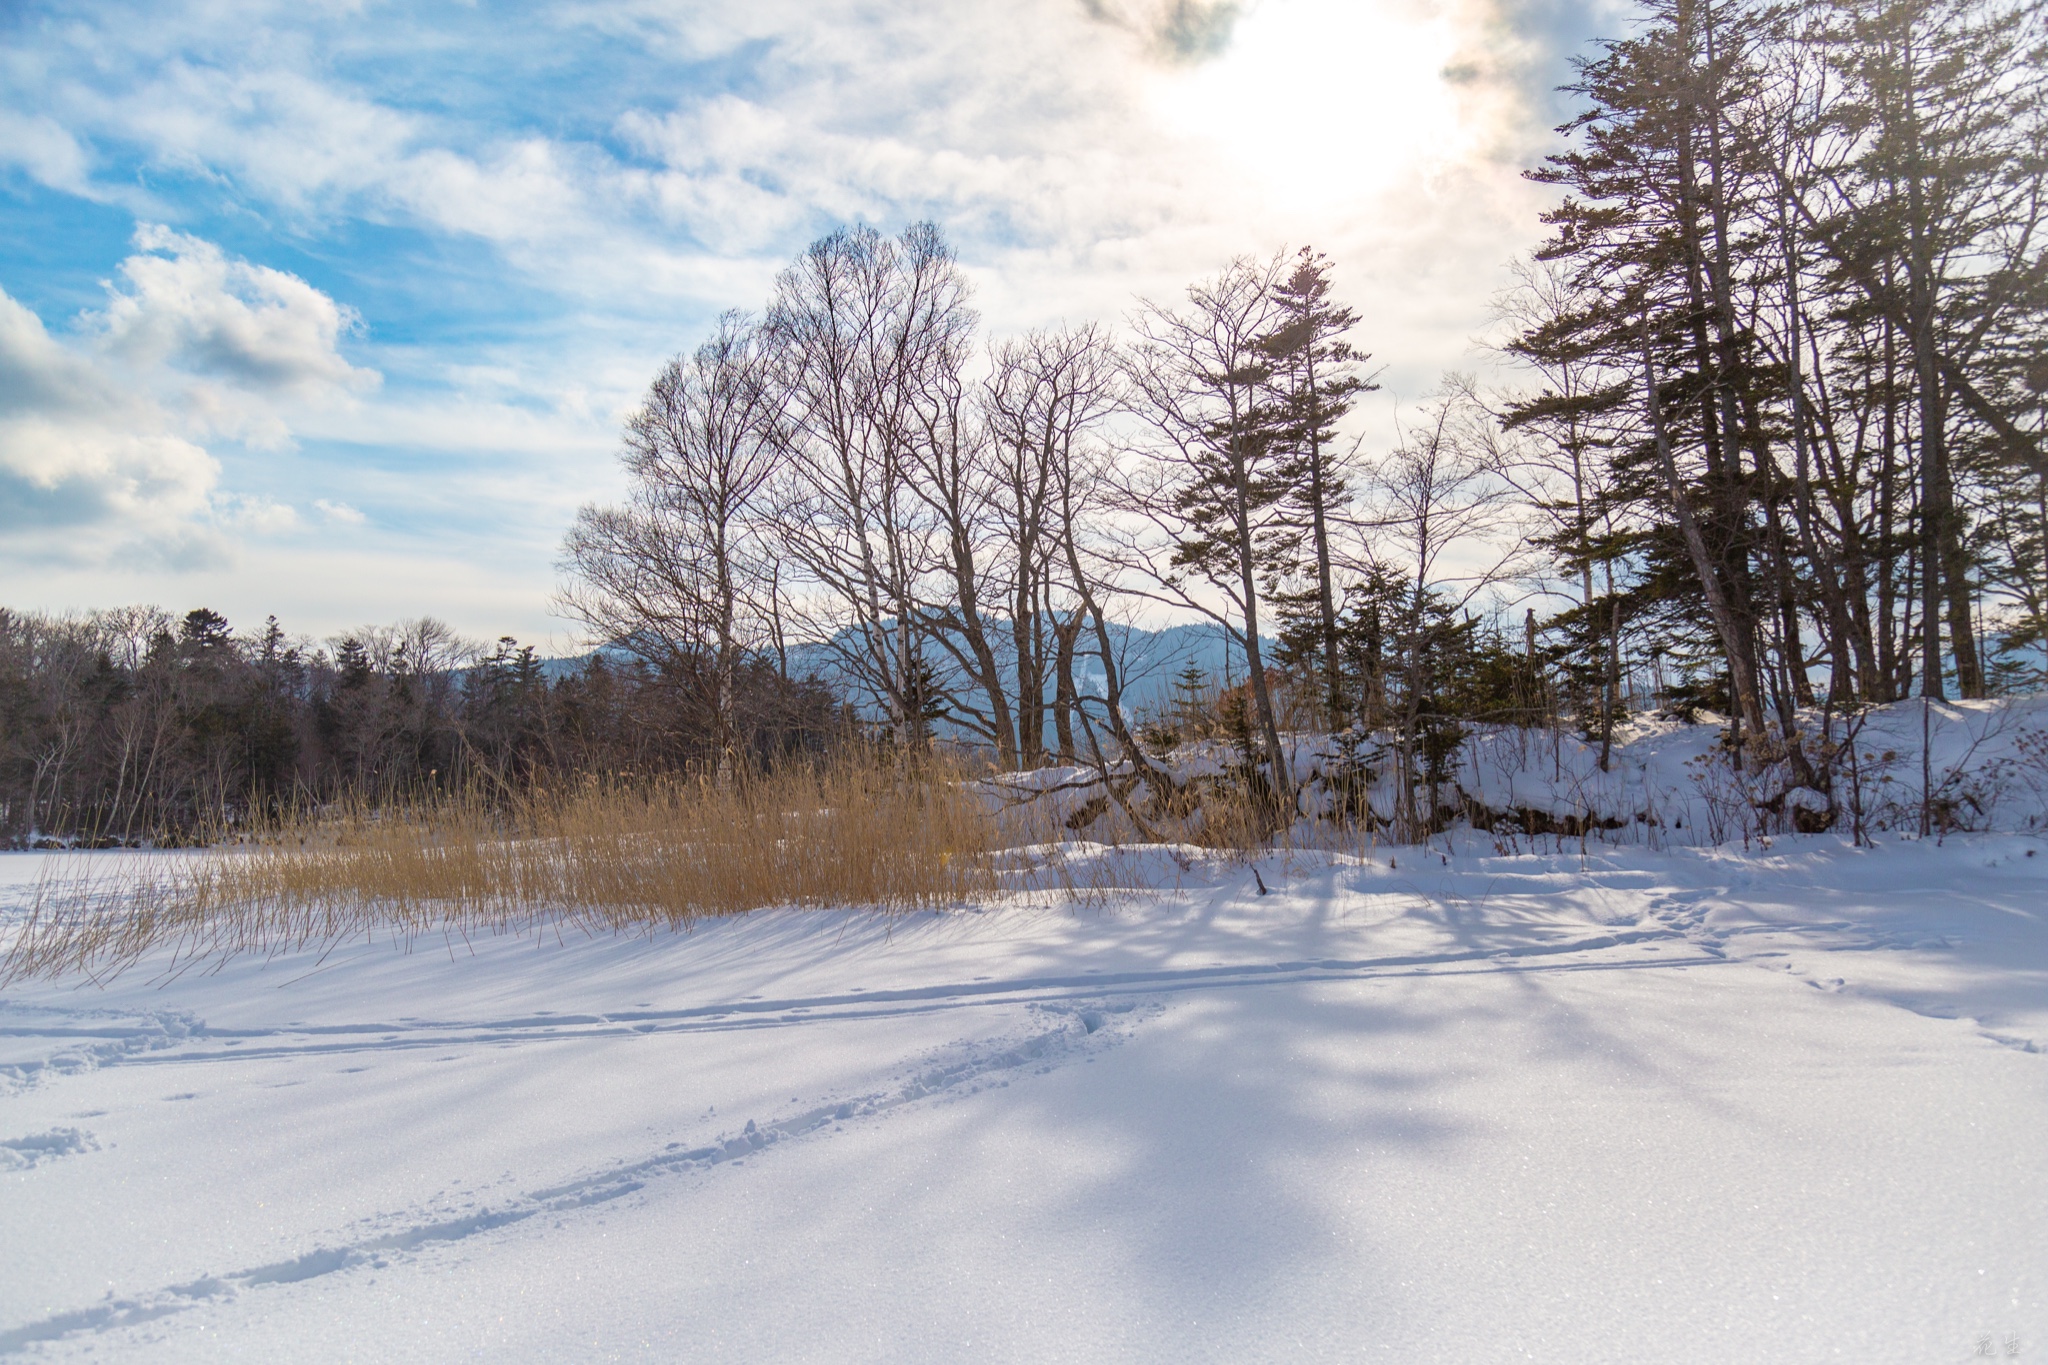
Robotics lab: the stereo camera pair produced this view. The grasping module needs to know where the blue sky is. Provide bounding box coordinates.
[0,0,1624,648]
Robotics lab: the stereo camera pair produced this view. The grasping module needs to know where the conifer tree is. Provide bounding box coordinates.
[1259,248,1375,723]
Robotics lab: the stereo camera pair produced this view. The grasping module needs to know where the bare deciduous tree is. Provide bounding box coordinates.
[761,223,971,749]
[1368,378,1519,833]
[982,324,1122,766]
[560,311,782,768]
[1119,254,1297,806]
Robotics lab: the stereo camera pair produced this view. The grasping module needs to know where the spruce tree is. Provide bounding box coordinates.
[1258,248,1375,723]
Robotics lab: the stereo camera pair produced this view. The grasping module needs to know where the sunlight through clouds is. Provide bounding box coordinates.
[1145,0,1468,209]
[0,0,1615,636]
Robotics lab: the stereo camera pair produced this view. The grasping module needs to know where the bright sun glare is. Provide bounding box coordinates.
[1147,0,1469,209]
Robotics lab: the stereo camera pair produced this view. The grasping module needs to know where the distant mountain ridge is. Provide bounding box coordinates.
[538,621,1274,719]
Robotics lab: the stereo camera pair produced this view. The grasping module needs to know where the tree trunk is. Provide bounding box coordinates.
[1643,325,1773,759]
[1053,610,1081,763]
[1232,464,1293,804]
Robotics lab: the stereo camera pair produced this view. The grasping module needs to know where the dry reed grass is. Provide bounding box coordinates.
[2,756,1010,984]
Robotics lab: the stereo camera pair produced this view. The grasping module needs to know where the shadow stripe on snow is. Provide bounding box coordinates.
[7,928,1699,1074]
[0,1000,1146,1356]
[0,945,1741,1351]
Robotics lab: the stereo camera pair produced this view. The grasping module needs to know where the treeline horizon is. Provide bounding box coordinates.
[6,0,2046,846]
[0,606,840,846]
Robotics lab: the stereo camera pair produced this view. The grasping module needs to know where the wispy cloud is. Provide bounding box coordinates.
[0,109,96,196]
[313,498,364,525]
[1083,0,1243,64]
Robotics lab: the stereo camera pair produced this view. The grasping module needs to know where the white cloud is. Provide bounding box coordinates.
[1,229,381,565]
[0,288,218,555]
[93,224,378,402]
[314,498,365,525]
[214,492,301,534]
[4,0,1564,378]
[0,109,95,195]
[103,62,420,212]
[571,0,1560,385]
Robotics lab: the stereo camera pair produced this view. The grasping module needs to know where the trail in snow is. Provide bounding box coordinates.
[2,925,1707,1081]
[0,927,1723,1351]
[0,997,1152,1353]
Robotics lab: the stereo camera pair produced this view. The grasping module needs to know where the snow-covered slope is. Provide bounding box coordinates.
[3,834,2044,1362]
[1451,696,2048,838]
[1014,696,2048,843]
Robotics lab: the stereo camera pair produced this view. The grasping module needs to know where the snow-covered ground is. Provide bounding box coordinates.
[1000,695,2048,845]
[3,832,2044,1362]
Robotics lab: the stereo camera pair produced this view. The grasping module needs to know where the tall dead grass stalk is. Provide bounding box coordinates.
[3,756,1004,984]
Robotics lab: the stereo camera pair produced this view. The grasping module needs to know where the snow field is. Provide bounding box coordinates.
[2,834,2045,1361]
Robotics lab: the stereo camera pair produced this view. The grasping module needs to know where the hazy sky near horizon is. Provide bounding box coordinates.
[0,0,1627,649]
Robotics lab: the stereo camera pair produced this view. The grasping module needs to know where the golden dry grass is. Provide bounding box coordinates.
[2,756,1011,984]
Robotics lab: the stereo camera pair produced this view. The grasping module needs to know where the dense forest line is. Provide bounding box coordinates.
[4,0,2044,845]
[0,608,836,845]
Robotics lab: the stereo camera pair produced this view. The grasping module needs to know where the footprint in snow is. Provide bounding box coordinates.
[0,1128,100,1170]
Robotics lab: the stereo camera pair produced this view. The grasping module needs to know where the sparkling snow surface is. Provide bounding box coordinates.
[2,836,2044,1362]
